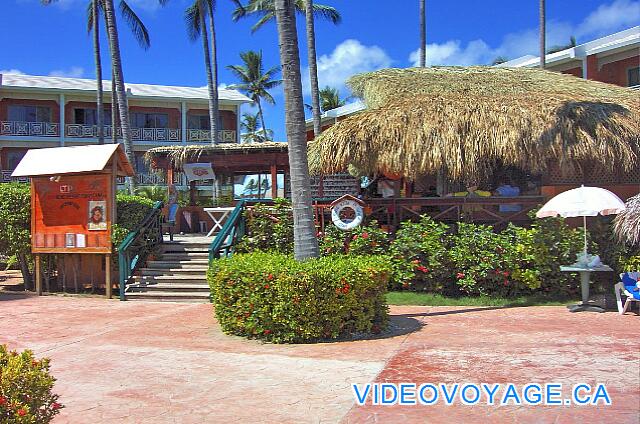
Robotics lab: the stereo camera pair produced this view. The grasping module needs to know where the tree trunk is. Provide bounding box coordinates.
[208,5,221,144]
[419,0,426,67]
[111,72,118,144]
[539,0,546,69]
[102,0,136,192]
[304,0,322,137]
[18,253,32,291]
[256,99,268,142]
[198,1,217,146]
[275,0,319,261]
[93,0,104,144]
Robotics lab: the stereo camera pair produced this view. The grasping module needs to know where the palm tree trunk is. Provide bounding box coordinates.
[539,0,546,69]
[274,0,319,261]
[198,1,217,146]
[103,0,136,192]
[208,5,220,144]
[111,72,118,144]
[93,0,104,144]
[419,0,426,67]
[304,0,322,137]
[256,99,268,142]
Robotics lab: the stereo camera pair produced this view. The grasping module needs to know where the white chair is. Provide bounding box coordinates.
[614,272,640,315]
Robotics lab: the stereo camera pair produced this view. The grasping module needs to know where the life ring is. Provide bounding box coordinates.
[331,199,364,231]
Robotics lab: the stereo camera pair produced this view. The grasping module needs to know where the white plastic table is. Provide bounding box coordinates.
[203,207,235,236]
[560,264,613,313]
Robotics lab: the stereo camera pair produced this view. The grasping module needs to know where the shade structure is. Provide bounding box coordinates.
[613,193,640,246]
[536,186,626,218]
[308,67,640,181]
[536,186,626,256]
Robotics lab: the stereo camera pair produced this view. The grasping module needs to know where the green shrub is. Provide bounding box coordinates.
[112,194,156,248]
[388,217,452,293]
[319,220,390,256]
[208,252,390,343]
[0,345,63,423]
[236,199,294,254]
[0,183,32,284]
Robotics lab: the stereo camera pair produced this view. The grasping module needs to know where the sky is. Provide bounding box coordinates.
[1,0,639,141]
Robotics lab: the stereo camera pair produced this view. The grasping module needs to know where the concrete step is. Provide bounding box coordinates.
[146,260,209,269]
[127,283,210,292]
[160,243,210,253]
[138,268,208,276]
[132,274,207,282]
[160,252,210,260]
[124,291,211,302]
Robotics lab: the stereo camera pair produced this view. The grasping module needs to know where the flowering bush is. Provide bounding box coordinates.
[0,345,63,423]
[235,199,294,254]
[319,220,390,256]
[208,252,390,343]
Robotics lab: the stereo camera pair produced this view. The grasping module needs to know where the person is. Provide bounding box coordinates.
[451,183,491,198]
[167,185,179,224]
[495,180,521,212]
[88,203,107,230]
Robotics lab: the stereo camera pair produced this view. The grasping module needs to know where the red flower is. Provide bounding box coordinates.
[51,402,62,411]
[31,359,39,367]
[456,272,465,279]
[17,409,27,417]
[361,232,369,239]
[0,396,7,406]
[263,329,271,335]
[352,234,358,240]
[264,284,270,289]
[503,271,510,277]
[417,266,428,273]
[266,273,274,281]
[412,259,421,265]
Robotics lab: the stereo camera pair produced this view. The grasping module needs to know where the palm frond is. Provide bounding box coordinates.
[119,0,150,49]
[185,2,202,42]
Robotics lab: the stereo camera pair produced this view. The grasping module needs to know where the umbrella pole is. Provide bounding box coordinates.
[583,215,588,257]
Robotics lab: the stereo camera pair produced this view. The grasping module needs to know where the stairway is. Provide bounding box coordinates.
[124,240,211,302]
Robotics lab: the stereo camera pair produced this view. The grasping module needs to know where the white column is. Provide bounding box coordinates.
[236,104,241,143]
[582,57,588,80]
[181,101,187,144]
[59,93,65,146]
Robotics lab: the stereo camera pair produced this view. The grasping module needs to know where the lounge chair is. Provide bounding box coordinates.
[614,272,640,315]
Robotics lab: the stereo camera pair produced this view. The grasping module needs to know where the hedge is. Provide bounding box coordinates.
[208,252,391,343]
[0,345,63,423]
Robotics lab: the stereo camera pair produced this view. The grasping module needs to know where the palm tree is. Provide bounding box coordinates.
[318,86,347,112]
[274,0,319,260]
[232,0,340,138]
[419,0,426,67]
[547,36,577,54]
[491,56,509,65]
[240,112,272,143]
[227,50,282,142]
[539,0,545,69]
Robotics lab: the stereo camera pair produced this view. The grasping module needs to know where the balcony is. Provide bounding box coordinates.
[1,121,59,137]
[1,122,237,143]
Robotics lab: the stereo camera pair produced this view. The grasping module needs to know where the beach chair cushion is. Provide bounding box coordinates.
[621,272,640,300]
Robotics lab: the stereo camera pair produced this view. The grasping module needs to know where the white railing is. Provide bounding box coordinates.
[630,85,640,91]
[0,121,59,137]
[66,125,181,142]
[116,172,187,186]
[1,170,29,183]
[187,129,236,143]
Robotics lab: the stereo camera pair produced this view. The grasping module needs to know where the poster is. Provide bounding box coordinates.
[88,200,107,230]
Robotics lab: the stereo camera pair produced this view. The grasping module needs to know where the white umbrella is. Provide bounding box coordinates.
[536,186,626,256]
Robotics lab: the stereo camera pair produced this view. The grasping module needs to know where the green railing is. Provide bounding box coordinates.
[208,200,247,262]
[117,201,164,301]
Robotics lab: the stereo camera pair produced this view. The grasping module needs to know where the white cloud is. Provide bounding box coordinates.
[304,39,392,93]
[49,67,85,78]
[409,0,640,66]
[0,69,25,75]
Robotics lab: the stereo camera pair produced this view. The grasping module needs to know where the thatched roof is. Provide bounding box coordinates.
[614,194,640,246]
[308,67,640,181]
[145,142,288,169]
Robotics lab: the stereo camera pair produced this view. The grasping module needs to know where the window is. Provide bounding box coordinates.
[130,112,168,128]
[8,105,51,123]
[74,108,111,126]
[628,67,640,87]
[187,114,224,130]
[6,151,26,169]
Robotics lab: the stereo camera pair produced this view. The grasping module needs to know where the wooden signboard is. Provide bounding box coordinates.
[31,173,113,254]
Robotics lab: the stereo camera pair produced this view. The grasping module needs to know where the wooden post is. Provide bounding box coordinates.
[189,181,197,206]
[34,254,42,295]
[105,254,112,299]
[167,166,174,188]
[318,175,325,198]
[270,164,278,199]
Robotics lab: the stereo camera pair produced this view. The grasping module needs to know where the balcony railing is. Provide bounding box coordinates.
[187,129,237,143]
[66,124,181,142]
[1,170,29,183]
[1,121,59,137]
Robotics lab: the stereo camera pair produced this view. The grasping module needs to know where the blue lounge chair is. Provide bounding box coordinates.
[614,272,640,315]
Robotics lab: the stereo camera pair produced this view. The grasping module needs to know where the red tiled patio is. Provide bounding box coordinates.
[0,294,638,423]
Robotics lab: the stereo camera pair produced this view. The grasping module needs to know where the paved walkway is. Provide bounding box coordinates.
[0,294,638,423]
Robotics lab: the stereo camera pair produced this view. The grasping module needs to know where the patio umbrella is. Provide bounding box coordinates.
[536,186,626,257]
[613,193,640,246]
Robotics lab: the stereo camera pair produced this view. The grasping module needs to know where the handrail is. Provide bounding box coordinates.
[209,199,246,261]
[117,201,164,300]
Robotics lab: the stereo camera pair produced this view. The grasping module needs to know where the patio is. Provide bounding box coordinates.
[0,294,638,423]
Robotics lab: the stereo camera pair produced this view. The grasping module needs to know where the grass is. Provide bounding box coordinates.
[386,291,578,307]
